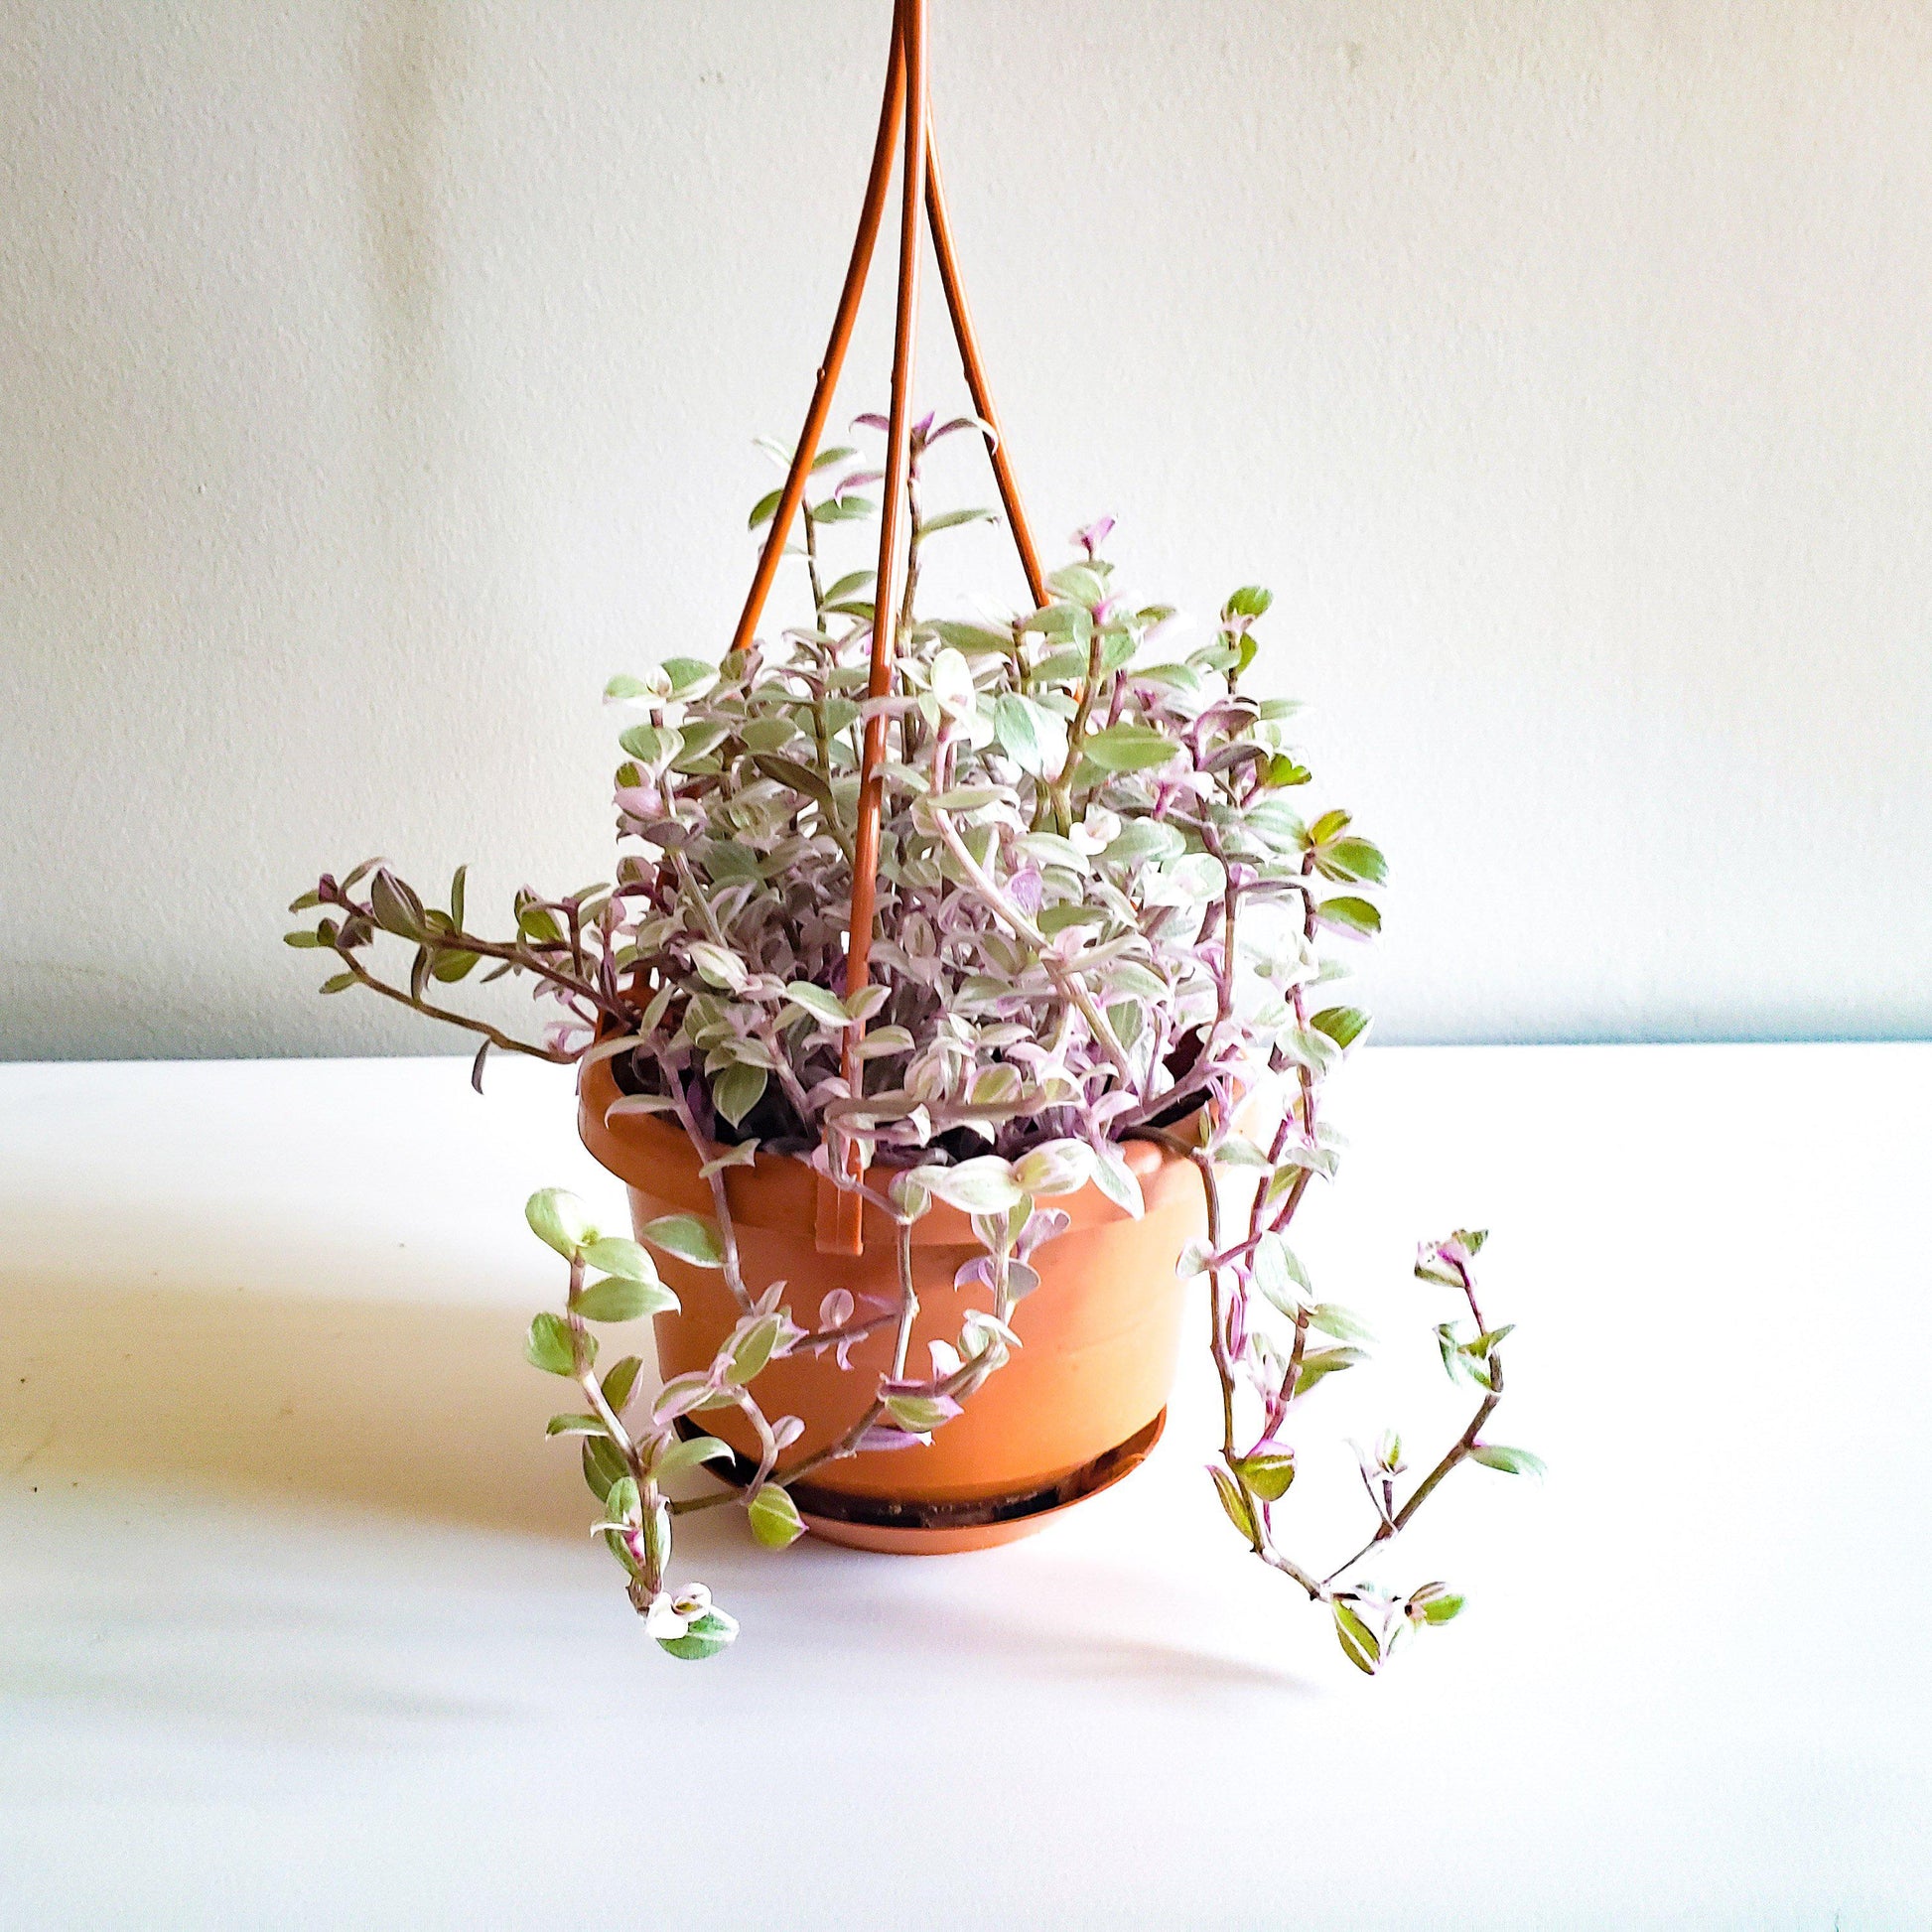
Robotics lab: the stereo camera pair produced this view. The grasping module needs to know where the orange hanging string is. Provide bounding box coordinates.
[713,0,1046,1253]
[727,13,905,660]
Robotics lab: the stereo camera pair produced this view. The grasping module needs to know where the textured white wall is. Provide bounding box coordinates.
[3,0,1929,1059]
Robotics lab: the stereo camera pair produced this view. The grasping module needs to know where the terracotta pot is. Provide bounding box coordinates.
[578,1057,1205,1552]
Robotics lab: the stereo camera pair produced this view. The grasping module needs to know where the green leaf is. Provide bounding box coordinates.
[1311,1006,1371,1051]
[746,1483,806,1549]
[642,1213,727,1268]
[1047,562,1107,605]
[931,620,1014,657]
[576,1274,679,1322]
[581,1433,626,1503]
[1332,1600,1381,1675]
[737,715,801,754]
[545,1413,607,1437]
[656,1433,738,1479]
[1277,1025,1341,1077]
[1293,1345,1365,1395]
[1409,1583,1465,1626]
[1208,1464,1258,1543]
[319,970,357,995]
[1321,836,1388,886]
[917,506,998,537]
[811,494,874,523]
[1017,832,1089,875]
[687,940,748,992]
[1315,896,1382,938]
[601,1356,644,1414]
[1101,819,1186,867]
[726,1314,782,1384]
[748,486,784,529]
[711,1062,768,1129]
[843,982,890,1024]
[660,657,715,700]
[1038,903,1105,937]
[581,1236,655,1282]
[1232,1449,1297,1502]
[1469,1445,1546,1478]
[618,722,677,765]
[926,783,1007,812]
[991,693,1065,777]
[822,569,875,604]
[752,754,838,817]
[884,1392,955,1434]
[677,721,733,764]
[783,982,851,1028]
[368,870,427,939]
[1023,601,1092,640]
[1306,1303,1375,1344]
[656,1606,739,1662]
[1226,585,1274,621]
[525,1188,594,1259]
[1030,647,1091,683]
[1081,724,1182,773]
[283,929,322,949]
[523,1311,576,1377]
[1090,1146,1146,1219]
[921,1157,1023,1215]
[1251,1232,1311,1314]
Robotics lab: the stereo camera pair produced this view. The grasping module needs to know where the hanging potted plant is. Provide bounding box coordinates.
[286,0,1538,1671]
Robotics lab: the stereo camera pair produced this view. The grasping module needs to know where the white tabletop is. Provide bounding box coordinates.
[2,1045,1927,1929]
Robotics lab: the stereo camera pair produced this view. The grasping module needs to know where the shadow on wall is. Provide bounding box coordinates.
[1,1261,587,1539]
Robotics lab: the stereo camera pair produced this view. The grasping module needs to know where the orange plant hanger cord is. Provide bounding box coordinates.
[718,0,1047,1256]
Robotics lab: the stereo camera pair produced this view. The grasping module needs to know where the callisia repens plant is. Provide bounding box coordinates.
[289,412,1540,1672]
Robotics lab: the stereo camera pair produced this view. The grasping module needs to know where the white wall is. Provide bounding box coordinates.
[4,0,1929,1059]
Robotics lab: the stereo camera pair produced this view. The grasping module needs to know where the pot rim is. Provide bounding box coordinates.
[577,1055,1204,1246]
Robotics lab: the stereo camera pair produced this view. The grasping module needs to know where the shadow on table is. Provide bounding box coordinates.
[1,1259,582,1538]
[1,1245,1318,1699]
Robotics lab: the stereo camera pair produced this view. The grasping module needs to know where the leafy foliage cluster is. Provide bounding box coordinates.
[288,415,1537,1668]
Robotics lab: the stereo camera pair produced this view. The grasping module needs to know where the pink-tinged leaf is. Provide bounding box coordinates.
[652,1372,713,1423]
[1072,515,1116,558]
[954,1255,998,1294]
[855,1425,928,1452]
[1014,1206,1070,1262]
[928,414,995,448]
[858,693,923,723]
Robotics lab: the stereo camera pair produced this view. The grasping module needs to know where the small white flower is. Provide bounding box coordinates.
[1069,805,1121,856]
[642,1583,713,1641]
[928,1338,962,1378]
